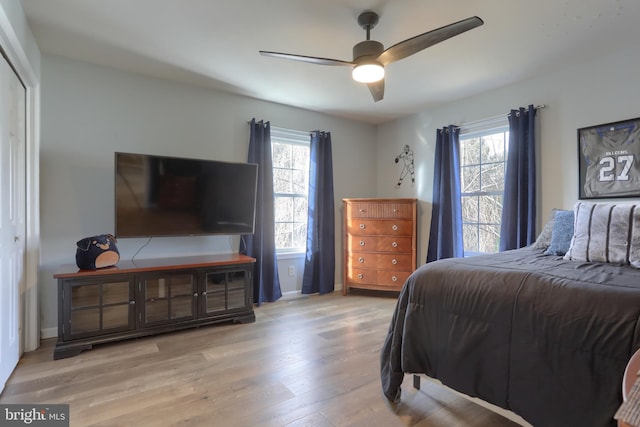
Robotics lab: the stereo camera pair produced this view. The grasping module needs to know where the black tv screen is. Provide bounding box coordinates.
[115,152,258,238]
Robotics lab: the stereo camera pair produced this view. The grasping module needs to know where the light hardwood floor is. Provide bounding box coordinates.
[1,292,520,427]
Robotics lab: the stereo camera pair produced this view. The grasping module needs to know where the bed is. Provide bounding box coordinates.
[380,203,640,427]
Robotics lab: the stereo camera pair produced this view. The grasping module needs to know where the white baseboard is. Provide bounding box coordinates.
[40,327,57,339]
[281,289,302,299]
[280,283,343,300]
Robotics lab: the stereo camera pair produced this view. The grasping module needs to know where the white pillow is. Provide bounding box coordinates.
[564,202,640,267]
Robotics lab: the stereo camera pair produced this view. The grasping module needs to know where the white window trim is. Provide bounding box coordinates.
[460,125,508,140]
[271,126,310,254]
[459,120,509,256]
[459,113,509,136]
[276,251,305,260]
[271,126,310,144]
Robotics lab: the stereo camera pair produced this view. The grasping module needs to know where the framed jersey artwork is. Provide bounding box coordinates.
[578,117,640,199]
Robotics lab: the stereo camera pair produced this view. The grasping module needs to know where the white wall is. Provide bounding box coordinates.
[38,54,377,335]
[376,43,640,263]
[38,34,640,337]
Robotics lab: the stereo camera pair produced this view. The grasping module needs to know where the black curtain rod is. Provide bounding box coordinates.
[460,104,546,131]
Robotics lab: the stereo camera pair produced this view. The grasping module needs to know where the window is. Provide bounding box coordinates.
[460,126,509,255]
[271,127,310,253]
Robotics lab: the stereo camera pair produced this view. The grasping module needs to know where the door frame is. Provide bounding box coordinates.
[0,3,41,352]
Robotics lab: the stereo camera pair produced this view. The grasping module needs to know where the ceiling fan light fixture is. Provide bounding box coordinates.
[352,62,384,83]
[260,13,484,101]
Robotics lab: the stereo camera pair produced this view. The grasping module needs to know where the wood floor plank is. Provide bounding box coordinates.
[1,292,521,426]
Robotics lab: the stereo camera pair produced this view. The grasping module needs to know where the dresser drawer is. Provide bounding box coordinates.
[348,201,414,219]
[348,268,377,284]
[347,235,413,253]
[347,220,413,236]
[377,270,412,287]
[346,268,411,288]
[348,253,413,270]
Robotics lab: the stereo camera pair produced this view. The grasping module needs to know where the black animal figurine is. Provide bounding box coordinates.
[75,234,120,270]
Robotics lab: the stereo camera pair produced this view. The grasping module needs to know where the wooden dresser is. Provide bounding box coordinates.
[343,198,417,295]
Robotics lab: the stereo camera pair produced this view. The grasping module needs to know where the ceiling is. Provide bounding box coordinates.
[20,0,640,124]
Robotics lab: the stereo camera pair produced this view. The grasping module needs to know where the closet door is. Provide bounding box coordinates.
[0,52,26,392]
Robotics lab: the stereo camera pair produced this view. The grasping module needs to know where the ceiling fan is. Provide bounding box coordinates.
[259,12,484,102]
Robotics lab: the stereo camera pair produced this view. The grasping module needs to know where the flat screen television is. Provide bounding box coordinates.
[114,152,258,238]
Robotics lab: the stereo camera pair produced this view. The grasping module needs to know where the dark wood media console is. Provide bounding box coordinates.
[53,253,256,359]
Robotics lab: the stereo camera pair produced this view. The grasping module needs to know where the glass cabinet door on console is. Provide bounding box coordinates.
[202,268,250,317]
[141,271,197,326]
[54,254,256,359]
[62,275,135,340]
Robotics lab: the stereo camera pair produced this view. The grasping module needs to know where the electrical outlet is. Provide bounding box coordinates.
[288,265,295,276]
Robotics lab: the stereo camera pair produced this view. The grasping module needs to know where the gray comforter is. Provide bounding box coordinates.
[380,247,640,427]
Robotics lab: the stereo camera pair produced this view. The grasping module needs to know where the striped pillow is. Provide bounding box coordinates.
[564,202,640,267]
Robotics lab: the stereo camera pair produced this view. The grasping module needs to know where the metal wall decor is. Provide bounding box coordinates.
[395,144,415,188]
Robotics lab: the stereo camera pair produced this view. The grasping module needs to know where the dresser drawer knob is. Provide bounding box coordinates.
[357,273,364,279]
[392,224,398,231]
[392,276,398,282]
[392,241,398,248]
[359,223,366,230]
[358,257,364,263]
[359,241,365,246]
[392,259,398,265]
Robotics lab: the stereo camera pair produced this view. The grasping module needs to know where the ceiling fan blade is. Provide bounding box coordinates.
[367,79,384,102]
[259,51,353,67]
[377,16,484,65]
